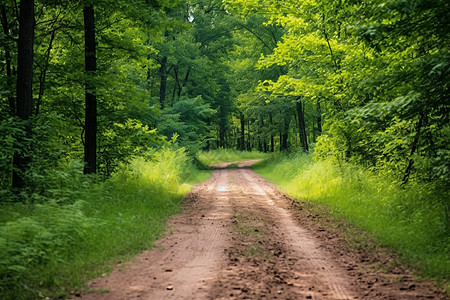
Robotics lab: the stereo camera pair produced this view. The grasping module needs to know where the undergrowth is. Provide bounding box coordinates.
[252,152,449,286]
[0,148,207,300]
[197,148,268,167]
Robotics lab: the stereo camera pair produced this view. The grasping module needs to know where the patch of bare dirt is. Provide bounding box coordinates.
[80,161,446,300]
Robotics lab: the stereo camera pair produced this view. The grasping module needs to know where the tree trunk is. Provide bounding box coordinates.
[12,0,34,189]
[1,4,15,114]
[247,120,251,151]
[177,67,190,100]
[83,4,97,174]
[269,113,274,152]
[316,98,322,136]
[296,99,309,152]
[280,117,289,151]
[219,127,225,148]
[159,55,167,109]
[36,30,55,116]
[240,113,245,151]
[262,117,268,153]
[260,116,267,152]
[402,114,424,185]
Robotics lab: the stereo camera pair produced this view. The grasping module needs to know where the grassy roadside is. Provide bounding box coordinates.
[197,149,268,167]
[252,152,449,289]
[0,148,211,300]
[0,149,263,299]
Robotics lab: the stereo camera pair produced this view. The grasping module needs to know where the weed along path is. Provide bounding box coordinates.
[81,161,444,300]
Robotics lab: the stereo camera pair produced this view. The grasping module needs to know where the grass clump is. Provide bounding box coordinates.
[0,148,207,300]
[253,152,449,285]
[197,149,267,167]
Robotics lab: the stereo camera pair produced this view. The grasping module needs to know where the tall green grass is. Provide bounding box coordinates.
[253,152,449,284]
[197,149,268,166]
[0,148,208,299]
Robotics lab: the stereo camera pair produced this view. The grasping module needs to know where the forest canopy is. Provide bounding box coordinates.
[0,0,447,200]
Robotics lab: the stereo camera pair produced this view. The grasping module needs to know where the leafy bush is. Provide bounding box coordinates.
[158,96,215,154]
[0,148,199,299]
[0,201,96,299]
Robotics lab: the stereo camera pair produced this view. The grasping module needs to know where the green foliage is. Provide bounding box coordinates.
[225,0,450,187]
[197,148,268,166]
[0,148,203,299]
[98,119,164,176]
[0,201,96,299]
[158,96,215,154]
[254,152,449,283]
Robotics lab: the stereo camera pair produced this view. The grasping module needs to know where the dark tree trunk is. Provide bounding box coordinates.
[176,67,190,100]
[219,127,225,148]
[271,135,274,152]
[280,117,289,151]
[402,114,424,185]
[83,4,97,174]
[36,30,55,116]
[296,99,309,152]
[269,113,274,152]
[159,55,167,109]
[281,132,288,151]
[260,117,267,152]
[1,4,15,114]
[12,0,34,189]
[240,113,245,151]
[316,98,322,141]
[247,120,251,151]
[172,66,179,104]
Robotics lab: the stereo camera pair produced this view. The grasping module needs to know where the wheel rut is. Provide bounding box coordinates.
[81,161,445,300]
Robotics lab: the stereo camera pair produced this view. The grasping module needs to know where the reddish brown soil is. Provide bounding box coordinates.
[81,161,446,300]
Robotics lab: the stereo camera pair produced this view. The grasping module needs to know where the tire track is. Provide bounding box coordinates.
[81,162,445,300]
[82,170,232,300]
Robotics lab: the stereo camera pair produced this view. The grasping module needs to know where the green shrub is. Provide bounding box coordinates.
[0,147,203,299]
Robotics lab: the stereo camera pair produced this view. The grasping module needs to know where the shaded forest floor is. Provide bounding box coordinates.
[80,161,446,299]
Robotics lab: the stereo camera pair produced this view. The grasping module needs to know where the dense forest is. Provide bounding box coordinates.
[1,0,449,189]
[0,0,449,298]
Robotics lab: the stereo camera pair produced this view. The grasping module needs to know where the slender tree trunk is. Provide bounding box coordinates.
[36,30,55,116]
[240,113,245,151]
[402,114,424,185]
[1,5,15,114]
[83,4,97,174]
[159,55,167,109]
[280,117,289,151]
[177,68,190,100]
[317,98,322,137]
[284,116,290,151]
[12,0,34,189]
[296,99,309,152]
[269,113,274,152]
[279,132,282,151]
[261,117,267,153]
[247,120,251,151]
[322,14,338,70]
[172,66,179,104]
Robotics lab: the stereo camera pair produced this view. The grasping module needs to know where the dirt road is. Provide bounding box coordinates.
[82,161,444,299]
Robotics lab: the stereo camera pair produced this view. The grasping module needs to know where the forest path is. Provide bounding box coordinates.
[81,161,443,300]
